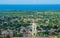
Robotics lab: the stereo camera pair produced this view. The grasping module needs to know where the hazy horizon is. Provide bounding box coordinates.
[0,0,60,4]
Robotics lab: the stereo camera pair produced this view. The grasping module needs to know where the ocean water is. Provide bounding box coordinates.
[0,4,60,10]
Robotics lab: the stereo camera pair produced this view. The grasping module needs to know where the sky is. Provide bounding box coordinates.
[0,0,60,4]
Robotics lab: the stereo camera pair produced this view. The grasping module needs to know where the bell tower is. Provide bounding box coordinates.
[32,19,37,38]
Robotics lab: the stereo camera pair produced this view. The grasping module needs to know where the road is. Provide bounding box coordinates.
[13,37,56,38]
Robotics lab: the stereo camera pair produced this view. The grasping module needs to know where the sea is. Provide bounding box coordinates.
[0,4,60,10]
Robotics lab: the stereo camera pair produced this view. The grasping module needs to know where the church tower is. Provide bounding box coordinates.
[32,19,37,38]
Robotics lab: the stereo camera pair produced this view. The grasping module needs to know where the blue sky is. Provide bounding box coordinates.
[0,0,60,4]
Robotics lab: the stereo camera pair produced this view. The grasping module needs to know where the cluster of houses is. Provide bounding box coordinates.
[0,12,60,38]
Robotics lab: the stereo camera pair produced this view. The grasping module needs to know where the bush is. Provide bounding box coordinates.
[14,33,23,37]
[57,35,60,38]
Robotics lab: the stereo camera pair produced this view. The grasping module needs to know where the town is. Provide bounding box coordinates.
[0,10,60,38]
